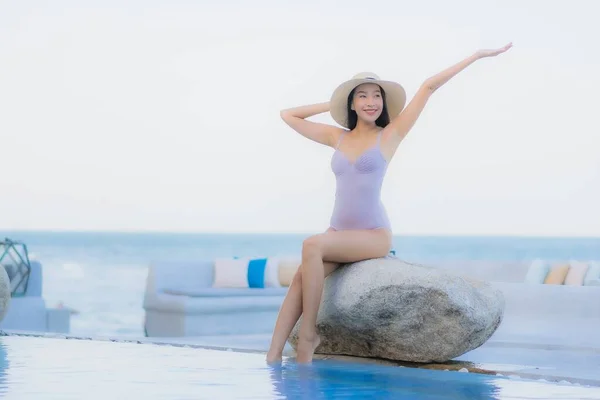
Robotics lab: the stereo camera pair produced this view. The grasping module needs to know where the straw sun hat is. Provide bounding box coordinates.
[329,72,407,129]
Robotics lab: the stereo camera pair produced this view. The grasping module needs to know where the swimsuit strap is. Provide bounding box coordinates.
[335,131,347,149]
[376,130,383,146]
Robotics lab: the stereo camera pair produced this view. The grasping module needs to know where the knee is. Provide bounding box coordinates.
[302,235,323,260]
[291,269,302,286]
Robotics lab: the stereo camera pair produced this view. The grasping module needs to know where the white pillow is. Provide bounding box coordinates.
[583,261,600,286]
[524,259,550,284]
[263,258,282,288]
[213,258,251,288]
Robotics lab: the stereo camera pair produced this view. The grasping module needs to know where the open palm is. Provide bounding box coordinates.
[476,42,513,58]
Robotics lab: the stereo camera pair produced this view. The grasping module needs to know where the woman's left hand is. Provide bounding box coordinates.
[475,42,513,59]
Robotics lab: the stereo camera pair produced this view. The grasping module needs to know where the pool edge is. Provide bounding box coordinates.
[2,329,598,388]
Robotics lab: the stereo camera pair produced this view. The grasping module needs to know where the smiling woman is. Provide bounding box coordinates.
[347,83,390,126]
[268,43,513,364]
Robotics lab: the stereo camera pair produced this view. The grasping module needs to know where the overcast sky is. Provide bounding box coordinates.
[1,0,599,236]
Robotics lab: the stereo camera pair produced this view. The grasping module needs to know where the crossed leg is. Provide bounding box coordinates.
[266,227,392,363]
[265,259,339,363]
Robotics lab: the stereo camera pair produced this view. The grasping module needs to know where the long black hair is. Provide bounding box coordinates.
[346,85,391,129]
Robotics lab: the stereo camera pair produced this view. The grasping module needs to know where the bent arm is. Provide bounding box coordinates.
[280,102,344,147]
[386,53,481,141]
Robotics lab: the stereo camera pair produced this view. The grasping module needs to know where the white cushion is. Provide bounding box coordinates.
[583,261,600,286]
[523,259,550,284]
[213,258,249,288]
[263,258,282,288]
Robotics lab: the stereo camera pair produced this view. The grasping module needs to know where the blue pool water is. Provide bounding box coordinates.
[0,335,598,399]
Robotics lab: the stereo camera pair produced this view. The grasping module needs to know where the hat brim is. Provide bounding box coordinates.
[329,78,407,129]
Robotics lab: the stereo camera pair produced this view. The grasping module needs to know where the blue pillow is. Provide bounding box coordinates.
[247,258,268,288]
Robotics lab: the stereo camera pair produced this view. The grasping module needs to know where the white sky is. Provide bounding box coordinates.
[1,0,599,236]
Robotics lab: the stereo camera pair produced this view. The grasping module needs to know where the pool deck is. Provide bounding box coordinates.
[3,328,599,388]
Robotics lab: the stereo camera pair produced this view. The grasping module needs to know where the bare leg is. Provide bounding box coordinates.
[295,238,326,362]
[266,260,339,363]
[295,228,392,363]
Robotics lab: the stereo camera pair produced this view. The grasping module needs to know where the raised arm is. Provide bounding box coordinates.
[385,42,513,142]
[280,102,345,148]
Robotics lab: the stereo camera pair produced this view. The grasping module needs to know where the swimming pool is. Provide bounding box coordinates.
[0,335,598,399]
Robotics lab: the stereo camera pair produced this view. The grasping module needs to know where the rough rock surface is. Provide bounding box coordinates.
[0,266,11,322]
[288,257,504,363]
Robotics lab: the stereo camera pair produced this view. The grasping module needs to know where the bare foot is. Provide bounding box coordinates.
[266,351,282,364]
[295,335,321,364]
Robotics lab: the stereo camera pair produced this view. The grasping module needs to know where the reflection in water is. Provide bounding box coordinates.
[268,358,500,399]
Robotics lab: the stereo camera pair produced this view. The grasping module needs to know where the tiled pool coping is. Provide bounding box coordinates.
[2,329,598,388]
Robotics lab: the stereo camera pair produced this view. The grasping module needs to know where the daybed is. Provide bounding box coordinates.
[142,257,600,339]
[143,257,297,337]
[0,260,71,333]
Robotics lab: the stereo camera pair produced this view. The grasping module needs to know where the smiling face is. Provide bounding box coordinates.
[351,83,385,123]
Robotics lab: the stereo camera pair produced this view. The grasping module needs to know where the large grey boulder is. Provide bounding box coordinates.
[288,257,504,363]
[0,266,11,323]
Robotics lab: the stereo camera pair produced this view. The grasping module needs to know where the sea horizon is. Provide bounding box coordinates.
[1,228,599,338]
[2,228,600,240]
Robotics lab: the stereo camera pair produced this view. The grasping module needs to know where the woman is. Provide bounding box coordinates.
[266,43,513,364]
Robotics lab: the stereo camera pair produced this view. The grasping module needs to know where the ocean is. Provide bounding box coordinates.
[1,231,599,338]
